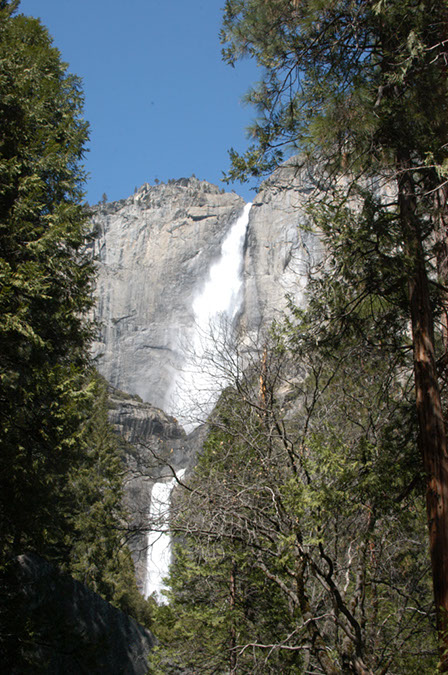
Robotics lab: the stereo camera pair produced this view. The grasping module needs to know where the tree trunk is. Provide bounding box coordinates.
[398,155,448,669]
[435,182,448,350]
[229,560,237,674]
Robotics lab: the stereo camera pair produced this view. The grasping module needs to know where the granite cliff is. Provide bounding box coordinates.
[91,161,322,594]
[91,161,322,420]
[241,159,322,335]
[90,177,245,412]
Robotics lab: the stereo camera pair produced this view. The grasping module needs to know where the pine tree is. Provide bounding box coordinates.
[221,0,448,663]
[0,0,94,563]
[153,538,303,674]
[69,374,152,628]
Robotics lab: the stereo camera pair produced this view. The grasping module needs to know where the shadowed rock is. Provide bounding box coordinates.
[1,554,155,674]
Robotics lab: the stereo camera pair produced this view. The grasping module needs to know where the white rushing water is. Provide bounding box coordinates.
[145,204,251,601]
[168,202,252,429]
[144,469,186,602]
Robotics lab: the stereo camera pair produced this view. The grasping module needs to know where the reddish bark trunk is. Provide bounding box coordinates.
[436,183,448,350]
[398,157,448,669]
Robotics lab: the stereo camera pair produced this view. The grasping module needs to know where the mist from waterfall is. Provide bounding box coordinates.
[168,202,252,430]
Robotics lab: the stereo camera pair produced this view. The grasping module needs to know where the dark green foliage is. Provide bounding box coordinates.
[152,540,303,674]
[0,1,93,563]
[221,0,448,184]
[152,411,306,674]
[151,171,441,669]
[68,374,152,628]
[0,0,151,661]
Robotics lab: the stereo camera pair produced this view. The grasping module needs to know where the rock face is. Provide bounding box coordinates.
[91,178,245,412]
[108,385,187,461]
[240,158,322,336]
[90,161,324,594]
[3,554,155,674]
[91,164,322,416]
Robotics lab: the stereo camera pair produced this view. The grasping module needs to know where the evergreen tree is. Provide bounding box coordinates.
[69,374,152,628]
[0,0,93,562]
[221,0,448,662]
[0,1,151,661]
[153,537,303,674]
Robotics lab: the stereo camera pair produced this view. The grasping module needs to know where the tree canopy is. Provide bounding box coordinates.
[218,0,448,667]
[222,0,447,183]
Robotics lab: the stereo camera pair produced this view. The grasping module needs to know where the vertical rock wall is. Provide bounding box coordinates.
[91,178,245,411]
[240,158,322,337]
[91,163,324,592]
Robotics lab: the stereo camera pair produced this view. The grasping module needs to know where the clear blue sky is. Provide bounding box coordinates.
[18,0,260,205]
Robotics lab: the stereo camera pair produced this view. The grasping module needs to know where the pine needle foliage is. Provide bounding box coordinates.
[221,0,448,663]
[0,1,151,662]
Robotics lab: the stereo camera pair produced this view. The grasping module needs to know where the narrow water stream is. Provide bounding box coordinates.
[144,469,186,601]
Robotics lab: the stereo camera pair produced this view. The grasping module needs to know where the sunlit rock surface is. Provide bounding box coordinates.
[91,164,322,414]
[240,158,322,336]
[90,178,245,411]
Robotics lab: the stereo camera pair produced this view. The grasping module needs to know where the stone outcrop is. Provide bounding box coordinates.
[90,178,245,412]
[3,554,155,674]
[240,158,322,336]
[108,385,187,460]
[107,386,203,589]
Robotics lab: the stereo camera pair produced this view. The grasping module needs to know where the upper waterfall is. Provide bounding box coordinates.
[193,202,251,323]
[90,178,246,411]
[143,205,251,599]
[167,203,252,430]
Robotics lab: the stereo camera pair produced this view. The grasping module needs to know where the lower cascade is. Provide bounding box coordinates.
[145,469,186,602]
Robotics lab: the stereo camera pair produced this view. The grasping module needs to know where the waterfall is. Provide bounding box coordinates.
[145,203,251,601]
[168,202,252,429]
[144,469,186,602]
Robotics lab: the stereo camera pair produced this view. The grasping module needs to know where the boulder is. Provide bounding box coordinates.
[2,554,155,674]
